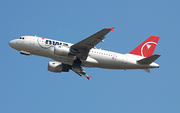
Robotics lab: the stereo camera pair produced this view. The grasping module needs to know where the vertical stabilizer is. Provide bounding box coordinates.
[129,36,160,57]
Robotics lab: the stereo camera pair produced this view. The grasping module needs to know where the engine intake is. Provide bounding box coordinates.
[54,46,70,56]
[48,62,69,72]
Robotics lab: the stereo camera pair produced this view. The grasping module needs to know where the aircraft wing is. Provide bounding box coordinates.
[71,27,115,60]
[72,68,91,80]
[62,63,91,80]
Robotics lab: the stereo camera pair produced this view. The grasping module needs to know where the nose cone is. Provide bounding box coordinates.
[9,40,16,48]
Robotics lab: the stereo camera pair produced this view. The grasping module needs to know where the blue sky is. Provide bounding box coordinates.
[1,0,180,113]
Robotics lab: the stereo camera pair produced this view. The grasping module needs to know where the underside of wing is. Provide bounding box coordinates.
[62,63,91,80]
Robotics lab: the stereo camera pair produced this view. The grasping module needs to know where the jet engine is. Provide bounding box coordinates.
[54,45,70,56]
[48,62,69,72]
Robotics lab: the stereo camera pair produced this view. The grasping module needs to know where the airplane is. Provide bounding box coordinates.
[9,27,160,80]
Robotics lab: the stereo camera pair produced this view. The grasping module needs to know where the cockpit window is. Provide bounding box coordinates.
[19,37,24,39]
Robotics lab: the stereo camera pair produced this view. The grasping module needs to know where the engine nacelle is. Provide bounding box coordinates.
[48,62,69,73]
[54,45,70,56]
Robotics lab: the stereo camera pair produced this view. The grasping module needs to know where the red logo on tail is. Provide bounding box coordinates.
[129,36,160,57]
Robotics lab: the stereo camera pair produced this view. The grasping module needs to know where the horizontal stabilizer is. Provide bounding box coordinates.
[137,54,161,64]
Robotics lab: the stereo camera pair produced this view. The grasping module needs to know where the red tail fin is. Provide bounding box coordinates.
[129,36,160,57]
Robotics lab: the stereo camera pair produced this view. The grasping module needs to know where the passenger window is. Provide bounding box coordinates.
[49,41,52,45]
[55,42,59,45]
[45,40,48,44]
[53,41,55,45]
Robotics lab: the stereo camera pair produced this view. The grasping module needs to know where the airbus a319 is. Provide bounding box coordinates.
[9,27,160,80]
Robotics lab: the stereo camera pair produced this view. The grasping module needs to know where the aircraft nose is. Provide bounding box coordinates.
[9,40,17,48]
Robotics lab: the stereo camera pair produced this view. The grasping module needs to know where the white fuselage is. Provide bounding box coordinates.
[9,36,159,70]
